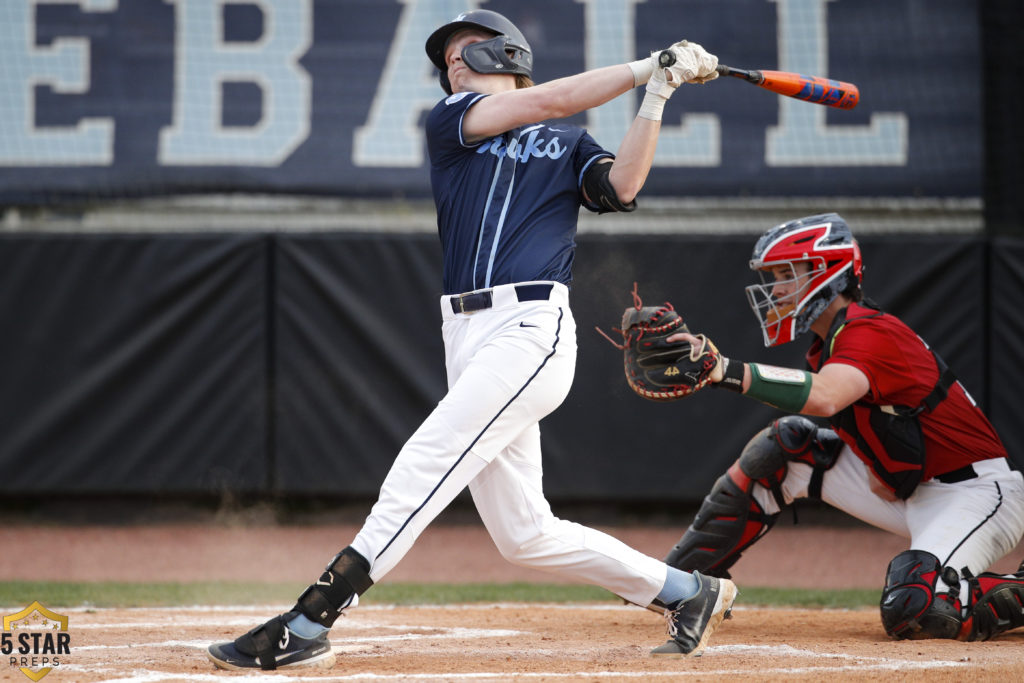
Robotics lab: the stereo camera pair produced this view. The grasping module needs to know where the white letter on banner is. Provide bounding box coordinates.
[159,0,311,166]
[354,0,470,167]
[577,0,720,166]
[766,0,907,166]
[0,0,116,165]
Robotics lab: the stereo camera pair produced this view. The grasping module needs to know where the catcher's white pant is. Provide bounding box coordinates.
[753,447,1024,595]
[351,282,666,606]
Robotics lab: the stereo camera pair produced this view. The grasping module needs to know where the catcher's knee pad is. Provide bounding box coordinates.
[880,550,962,640]
[295,546,373,628]
[963,569,1024,641]
[748,415,843,503]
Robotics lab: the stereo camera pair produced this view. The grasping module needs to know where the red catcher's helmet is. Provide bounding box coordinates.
[745,213,863,347]
[425,10,533,95]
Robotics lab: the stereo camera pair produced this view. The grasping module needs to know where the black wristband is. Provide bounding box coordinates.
[715,357,745,393]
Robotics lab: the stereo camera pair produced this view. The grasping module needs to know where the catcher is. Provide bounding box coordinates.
[614,213,1024,641]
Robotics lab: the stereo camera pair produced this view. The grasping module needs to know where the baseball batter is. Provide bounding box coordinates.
[665,213,1024,641]
[207,10,733,671]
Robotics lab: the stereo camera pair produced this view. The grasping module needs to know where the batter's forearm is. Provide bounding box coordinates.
[464,64,638,142]
[608,116,660,202]
[529,64,639,119]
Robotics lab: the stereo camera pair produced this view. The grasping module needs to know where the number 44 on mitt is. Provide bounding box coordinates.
[597,284,723,401]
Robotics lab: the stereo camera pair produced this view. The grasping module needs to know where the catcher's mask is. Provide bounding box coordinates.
[745,213,863,347]
[425,9,533,95]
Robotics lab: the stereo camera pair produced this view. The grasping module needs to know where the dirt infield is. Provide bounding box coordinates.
[3,520,1024,681]
[15,603,1024,682]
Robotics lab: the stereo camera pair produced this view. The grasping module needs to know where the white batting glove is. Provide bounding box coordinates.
[627,40,718,89]
[646,52,681,99]
[668,40,719,84]
[636,41,718,120]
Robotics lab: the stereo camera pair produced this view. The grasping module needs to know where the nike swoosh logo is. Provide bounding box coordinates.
[520,322,538,328]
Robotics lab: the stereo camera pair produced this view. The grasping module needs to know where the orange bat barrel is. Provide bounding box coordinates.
[757,70,860,109]
[716,65,860,110]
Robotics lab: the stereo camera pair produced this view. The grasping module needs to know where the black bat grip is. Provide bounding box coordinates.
[657,50,676,68]
[717,64,764,84]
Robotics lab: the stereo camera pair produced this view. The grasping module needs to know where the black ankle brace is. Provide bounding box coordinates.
[295,547,373,628]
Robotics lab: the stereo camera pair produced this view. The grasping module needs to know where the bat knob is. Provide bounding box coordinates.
[658,50,676,68]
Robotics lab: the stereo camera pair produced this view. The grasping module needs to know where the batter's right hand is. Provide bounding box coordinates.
[645,50,681,100]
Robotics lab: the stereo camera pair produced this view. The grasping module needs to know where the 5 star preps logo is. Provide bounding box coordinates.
[3,602,70,681]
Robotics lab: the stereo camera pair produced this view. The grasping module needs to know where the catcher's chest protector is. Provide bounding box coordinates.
[820,309,955,500]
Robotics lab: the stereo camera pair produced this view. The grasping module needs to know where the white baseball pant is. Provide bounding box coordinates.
[351,281,666,606]
[753,446,1024,594]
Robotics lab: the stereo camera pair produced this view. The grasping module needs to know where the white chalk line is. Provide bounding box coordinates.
[67,630,970,681]
[63,652,972,683]
[57,605,969,682]
[73,622,522,651]
[65,604,634,617]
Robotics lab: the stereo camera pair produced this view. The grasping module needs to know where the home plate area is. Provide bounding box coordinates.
[49,604,1023,682]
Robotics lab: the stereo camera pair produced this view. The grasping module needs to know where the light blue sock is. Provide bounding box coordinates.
[656,567,701,606]
[287,613,328,639]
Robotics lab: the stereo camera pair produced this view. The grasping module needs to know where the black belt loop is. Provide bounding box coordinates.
[449,284,553,314]
[935,464,977,484]
[514,283,553,302]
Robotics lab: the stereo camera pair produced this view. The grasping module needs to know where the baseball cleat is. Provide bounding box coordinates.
[207,612,335,671]
[651,572,737,657]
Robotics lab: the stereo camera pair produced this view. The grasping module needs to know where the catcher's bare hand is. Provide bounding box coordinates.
[667,331,725,383]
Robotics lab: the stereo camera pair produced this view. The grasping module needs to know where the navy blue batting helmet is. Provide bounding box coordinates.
[425,10,533,95]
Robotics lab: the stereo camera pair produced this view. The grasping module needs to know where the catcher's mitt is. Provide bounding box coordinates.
[597,284,722,401]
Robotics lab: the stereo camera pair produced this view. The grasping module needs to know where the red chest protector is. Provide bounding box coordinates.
[814,305,957,499]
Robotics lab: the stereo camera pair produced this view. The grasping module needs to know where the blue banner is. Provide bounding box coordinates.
[0,0,981,202]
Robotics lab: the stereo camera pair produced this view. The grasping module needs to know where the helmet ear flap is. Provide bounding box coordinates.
[461,36,531,77]
[438,70,452,96]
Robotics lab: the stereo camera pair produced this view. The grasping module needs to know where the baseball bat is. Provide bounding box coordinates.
[657,50,859,110]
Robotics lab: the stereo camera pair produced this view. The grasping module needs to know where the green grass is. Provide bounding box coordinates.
[0,581,878,610]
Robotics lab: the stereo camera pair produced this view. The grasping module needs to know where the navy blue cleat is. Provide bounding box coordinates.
[207,612,335,671]
[651,572,737,657]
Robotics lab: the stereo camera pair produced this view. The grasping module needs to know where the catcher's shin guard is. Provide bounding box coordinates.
[295,547,374,628]
[880,550,962,639]
[962,568,1024,641]
[664,468,778,578]
[665,416,840,577]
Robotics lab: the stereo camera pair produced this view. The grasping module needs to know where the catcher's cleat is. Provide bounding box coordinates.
[207,612,335,671]
[651,572,737,657]
[964,572,1024,642]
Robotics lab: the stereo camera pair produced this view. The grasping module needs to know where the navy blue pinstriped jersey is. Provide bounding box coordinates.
[426,91,612,295]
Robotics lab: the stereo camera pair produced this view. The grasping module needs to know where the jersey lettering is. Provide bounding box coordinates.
[477,127,568,163]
